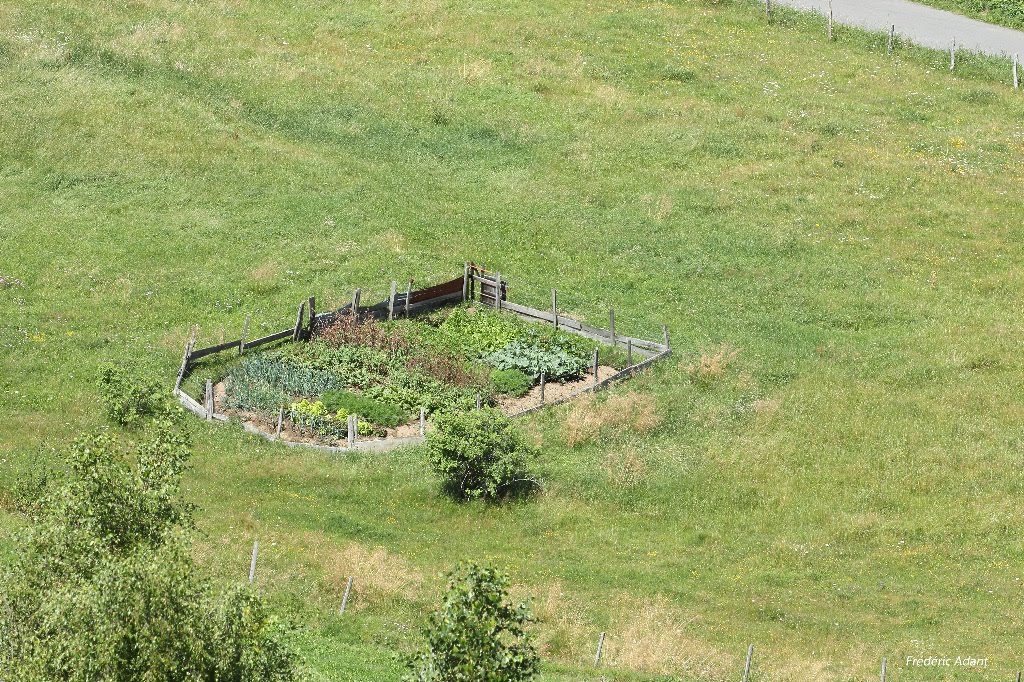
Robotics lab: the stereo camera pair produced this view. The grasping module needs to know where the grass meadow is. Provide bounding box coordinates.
[910,0,1024,30]
[2,0,1024,679]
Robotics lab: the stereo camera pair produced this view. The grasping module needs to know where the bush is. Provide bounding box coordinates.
[426,409,534,500]
[405,562,538,682]
[321,390,409,427]
[482,340,587,381]
[0,421,300,680]
[490,369,533,397]
[97,364,169,425]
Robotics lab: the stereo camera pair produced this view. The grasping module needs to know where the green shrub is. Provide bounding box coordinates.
[0,422,300,680]
[490,369,533,397]
[321,390,408,427]
[405,562,538,682]
[426,408,534,500]
[97,364,169,425]
[482,340,587,381]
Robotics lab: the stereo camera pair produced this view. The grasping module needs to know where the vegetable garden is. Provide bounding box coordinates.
[174,266,671,450]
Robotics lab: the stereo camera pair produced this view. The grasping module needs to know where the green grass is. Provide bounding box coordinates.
[911,0,1024,30]
[2,0,1024,679]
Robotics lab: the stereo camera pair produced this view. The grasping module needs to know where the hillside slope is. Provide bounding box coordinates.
[2,1,1023,680]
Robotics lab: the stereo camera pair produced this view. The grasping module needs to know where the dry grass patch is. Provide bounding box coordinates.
[562,391,662,447]
[684,344,740,386]
[602,445,648,488]
[603,596,734,679]
[521,581,593,662]
[371,229,408,254]
[280,530,425,610]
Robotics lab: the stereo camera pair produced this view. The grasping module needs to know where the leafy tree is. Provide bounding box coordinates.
[426,408,535,500]
[406,563,538,682]
[0,420,300,681]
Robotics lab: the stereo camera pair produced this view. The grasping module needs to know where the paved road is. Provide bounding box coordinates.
[775,0,1024,56]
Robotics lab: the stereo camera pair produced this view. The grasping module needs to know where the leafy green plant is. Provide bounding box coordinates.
[432,306,526,358]
[426,408,535,500]
[222,352,348,411]
[321,390,408,427]
[361,370,476,415]
[289,399,348,439]
[405,562,538,682]
[406,351,490,388]
[0,422,299,680]
[97,364,170,426]
[482,340,587,381]
[490,369,533,397]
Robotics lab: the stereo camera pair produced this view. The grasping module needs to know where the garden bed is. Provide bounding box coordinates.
[174,267,671,451]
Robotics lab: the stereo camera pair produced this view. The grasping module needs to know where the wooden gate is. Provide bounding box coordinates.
[468,264,506,308]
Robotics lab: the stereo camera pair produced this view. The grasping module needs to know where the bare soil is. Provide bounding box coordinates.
[495,365,618,414]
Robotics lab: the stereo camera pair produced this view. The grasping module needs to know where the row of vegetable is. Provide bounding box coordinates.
[220,304,622,443]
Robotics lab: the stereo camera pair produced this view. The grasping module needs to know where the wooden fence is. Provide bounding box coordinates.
[173,264,671,451]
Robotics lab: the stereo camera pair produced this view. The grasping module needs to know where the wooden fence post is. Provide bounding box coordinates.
[340,576,354,614]
[174,327,197,393]
[419,407,425,436]
[827,0,833,41]
[592,348,599,385]
[292,301,306,342]
[880,657,887,682]
[662,324,670,349]
[950,39,956,72]
[388,281,397,321]
[351,289,361,316]
[249,540,259,584]
[347,415,356,447]
[1014,53,1019,89]
[462,262,469,300]
[609,308,616,346]
[742,644,754,682]
[307,296,316,336]
[594,632,606,665]
[626,339,633,369]
[494,272,502,311]
[765,0,771,19]
[551,289,558,329]
[276,406,285,438]
[405,279,413,317]
[540,372,546,404]
[205,380,214,419]
[239,315,250,355]
[887,24,895,54]
[476,392,482,409]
